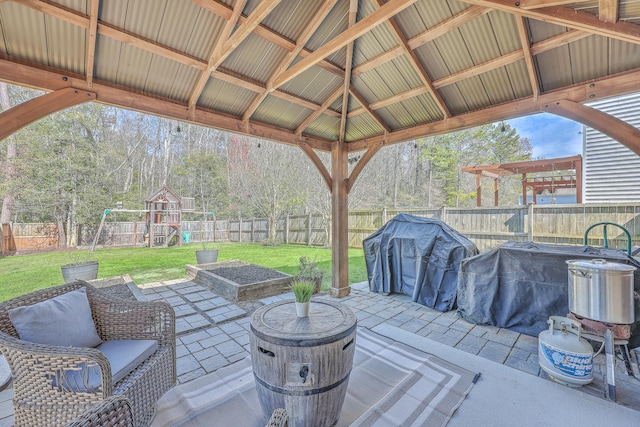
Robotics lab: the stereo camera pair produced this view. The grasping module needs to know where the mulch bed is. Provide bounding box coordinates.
[207,265,288,285]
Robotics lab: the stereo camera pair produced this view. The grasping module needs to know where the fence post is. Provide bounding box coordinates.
[239,219,242,243]
[527,202,534,241]
[382,208,387,225]
[307,213,312,246]
[133,221,137,247]
[441,206,448,223]
[251,219,255,242]
[285,215,290,244]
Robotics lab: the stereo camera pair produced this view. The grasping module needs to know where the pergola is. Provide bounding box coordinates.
[1,0,640,297]
[462,155,583,206]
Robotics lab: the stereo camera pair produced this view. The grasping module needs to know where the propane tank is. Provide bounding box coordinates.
[538,316,593,387]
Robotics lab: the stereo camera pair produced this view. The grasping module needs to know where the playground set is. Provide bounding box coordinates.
[90,186,215,251]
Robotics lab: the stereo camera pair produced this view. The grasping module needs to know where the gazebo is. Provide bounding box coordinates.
[1,0,640,297]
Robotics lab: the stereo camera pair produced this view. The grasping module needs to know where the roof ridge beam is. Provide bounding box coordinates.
[86,0,99,87]
[242,0,339,122]
[272,0,418,90]
[188,0,282,109]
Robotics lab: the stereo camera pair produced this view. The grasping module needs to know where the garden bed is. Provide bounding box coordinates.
[186,260,294,301]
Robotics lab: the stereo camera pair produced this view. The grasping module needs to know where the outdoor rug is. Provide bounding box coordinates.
[152,328,478,427]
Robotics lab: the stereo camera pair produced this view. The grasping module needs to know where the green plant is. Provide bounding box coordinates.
[297,256,323,280]
[290,281,314,303]
[63,250,96,266]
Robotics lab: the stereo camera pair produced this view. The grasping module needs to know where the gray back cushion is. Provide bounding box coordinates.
[8,287,102,348]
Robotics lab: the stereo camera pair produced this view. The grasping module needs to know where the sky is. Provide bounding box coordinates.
[506,113,584,159]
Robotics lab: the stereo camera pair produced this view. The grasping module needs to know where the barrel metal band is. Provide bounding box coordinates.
[254,372,351,397]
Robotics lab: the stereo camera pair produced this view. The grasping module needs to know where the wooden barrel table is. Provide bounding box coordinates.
[250,299,357,427]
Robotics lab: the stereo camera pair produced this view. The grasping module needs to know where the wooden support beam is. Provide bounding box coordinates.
[298,142,332,190]
[339,0,359,144]
[86,0,99,87]
[516,16,540,100]
[494,177,499,207]
[0,87,96,141]
[599,0,618,24]
[517,0,586,8]
[346,141,384,193]
[295,87,343,135]
[349,87,391,133]
[475,173,482,207]
[330,130,350,297]
[543,100,640,156]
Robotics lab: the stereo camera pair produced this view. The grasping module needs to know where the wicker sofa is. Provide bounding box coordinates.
[0,281,176,427]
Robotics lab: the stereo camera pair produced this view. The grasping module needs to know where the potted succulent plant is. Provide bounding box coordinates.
[60,250,99,283]
[291,281,314,318]
[296,256,324,294]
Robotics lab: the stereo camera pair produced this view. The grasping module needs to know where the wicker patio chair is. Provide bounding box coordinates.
[266,408,288,427]
[0,281,176,427]
[66,395,134,427]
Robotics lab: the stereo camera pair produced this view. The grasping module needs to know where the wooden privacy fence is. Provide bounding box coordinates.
[6,203,640,253]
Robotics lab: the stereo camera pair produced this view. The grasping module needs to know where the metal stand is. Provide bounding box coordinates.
[583,330,639,401]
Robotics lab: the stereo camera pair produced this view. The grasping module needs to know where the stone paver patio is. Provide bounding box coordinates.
[1,278,639,426]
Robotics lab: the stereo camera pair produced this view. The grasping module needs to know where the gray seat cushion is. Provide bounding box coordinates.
[8,287,102,348]
[54,339,158,392]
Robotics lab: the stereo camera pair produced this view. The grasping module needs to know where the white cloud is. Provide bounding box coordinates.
[507,113,583,159]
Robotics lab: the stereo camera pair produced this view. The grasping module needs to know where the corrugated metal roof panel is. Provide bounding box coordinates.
[93,36,120,83]
[395,0,455,39]
[397,94,441,124]
[415,43,449,81]
[199,78,256,116]
[253,95,312,131]
[431,28,474,75]
[114,43,154,89]
[1,3,49,64]
[486,10,521,54]
[568,35,609,84]
[610,39,640,74]
[354,57,420,102]
[280,67,342,105]
[305,114,340,141]
[157,0,219,57]
[56,0,88,14]
[345,113,382,141]
[261,0,324,43]
[45,13,86,75]
[438,84,467,116]
[536,42,574,92]
[504,60,533,99]
[458,14,502,64]
[119,0,166,41]
[527,20,568,44]
[306,1,347,52]
[353,1,398,66]
[621,0,640,24]
[454,78,490,112]
[479,68,517,105]
[222,33,289,83]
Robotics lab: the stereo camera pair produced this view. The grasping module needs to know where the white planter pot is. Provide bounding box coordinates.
[295,301,310,318]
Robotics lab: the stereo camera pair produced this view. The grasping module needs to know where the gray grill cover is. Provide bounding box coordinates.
[457,241,640,348]
[363,214,478,312]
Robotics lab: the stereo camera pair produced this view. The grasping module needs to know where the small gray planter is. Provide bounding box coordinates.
[60,261,99,283]
[196,249,218,264]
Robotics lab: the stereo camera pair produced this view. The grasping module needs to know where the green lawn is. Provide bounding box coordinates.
[0,243,368,302]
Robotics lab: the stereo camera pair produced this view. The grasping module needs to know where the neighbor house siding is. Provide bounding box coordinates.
[584,92,640,202]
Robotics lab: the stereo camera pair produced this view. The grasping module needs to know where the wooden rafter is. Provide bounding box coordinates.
[348,30,589,118]
[516,16,540,100]
[374,0,450,118]
[242,0,339,122]
[352,6,488,77]
[272,0,418,89]
[516,0,585,8]
[460,0,640,46]
[339,0,359,144]
[188,0,282,109]
[86,0,99,87]
[295,87,343,135]
[599,0,618,24]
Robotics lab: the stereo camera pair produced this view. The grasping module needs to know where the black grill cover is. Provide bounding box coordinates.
[363,214,478,312]
[457,241,640,348]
